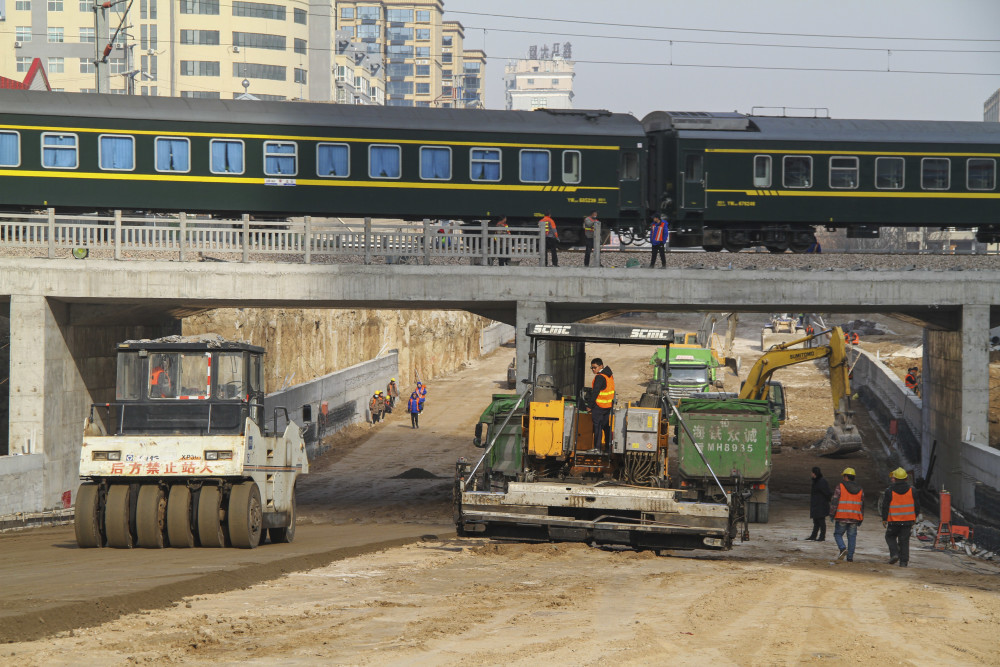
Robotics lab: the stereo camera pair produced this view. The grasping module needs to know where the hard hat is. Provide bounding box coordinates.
[391,378,396,382]
[842,467,856,476]
[892,467,908,479]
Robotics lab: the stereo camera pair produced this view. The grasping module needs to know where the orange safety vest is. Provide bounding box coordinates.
[834,483,864,521]
[905,373,917,390]
[593,371,615,409]
[150,368,169,386]
[542,216,558,239]
[887,488,916,522]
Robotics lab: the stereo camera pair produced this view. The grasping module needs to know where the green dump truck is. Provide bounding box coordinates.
[672,397,775,523]
[651,346,721,401]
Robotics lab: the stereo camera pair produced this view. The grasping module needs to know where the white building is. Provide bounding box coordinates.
[985,88,1000,122]
[504,42,574,111]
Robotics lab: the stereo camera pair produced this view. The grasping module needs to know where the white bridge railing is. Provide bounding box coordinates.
[0,210,547,266]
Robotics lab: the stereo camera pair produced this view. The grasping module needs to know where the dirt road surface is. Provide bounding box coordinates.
[2,314,999,666]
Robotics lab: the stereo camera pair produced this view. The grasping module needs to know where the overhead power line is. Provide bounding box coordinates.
[448,10,1000,44]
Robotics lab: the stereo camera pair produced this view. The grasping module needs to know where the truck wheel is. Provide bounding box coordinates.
[746,502,758,524]
[756,500,770,524]
[74,482,104,548]
[228,482,263,549]
[136,485,167,548]
[104,484,134,548]
[197,486,226,548]
[268,486,297,544]
[167,485,195,548]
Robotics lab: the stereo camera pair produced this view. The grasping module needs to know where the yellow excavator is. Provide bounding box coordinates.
[738,325,862,456]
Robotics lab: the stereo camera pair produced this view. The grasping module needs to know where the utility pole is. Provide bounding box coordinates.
[94,0,134,94]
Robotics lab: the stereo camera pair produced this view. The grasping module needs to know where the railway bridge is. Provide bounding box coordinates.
[0,255,998,528]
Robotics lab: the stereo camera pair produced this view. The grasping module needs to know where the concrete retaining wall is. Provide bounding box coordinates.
[851,348,923,467]
[481,322,515,354]
[264,351,399,458]
[0,454,44,518]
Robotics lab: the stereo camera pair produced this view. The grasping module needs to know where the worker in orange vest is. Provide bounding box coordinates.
[904,367,919,395]
[149,359,173,398]
[844,331,859,345]
[587,357,615,453]
[881,467,918,567]
[541,211,558,267]
[830,467,864,562]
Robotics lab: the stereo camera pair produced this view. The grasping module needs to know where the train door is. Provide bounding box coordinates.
[681,150,706,212]
[618,150,641,211]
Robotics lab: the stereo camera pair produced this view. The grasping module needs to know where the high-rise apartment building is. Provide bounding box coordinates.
[335,2,484,107]
[986,88,1000,122]
[504,43,574,111]
[0,1,480,104]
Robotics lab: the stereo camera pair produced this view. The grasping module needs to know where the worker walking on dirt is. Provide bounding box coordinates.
[587,358,615,453]
[369,392,381,424]
[806,466,832,541]
[387,378,399,409]
[881,467,918,567]
[376,391,387,420]
[905,367,919,396]
[830,467,864,562]
[416,381,427,411]
[407,391,421,429]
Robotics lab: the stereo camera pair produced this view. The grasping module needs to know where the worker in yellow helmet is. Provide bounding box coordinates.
[386,378,399,411]
[830,467,864,562]
[881,467,918,567]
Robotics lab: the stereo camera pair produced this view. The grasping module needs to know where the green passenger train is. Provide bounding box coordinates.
[0,89,998,251]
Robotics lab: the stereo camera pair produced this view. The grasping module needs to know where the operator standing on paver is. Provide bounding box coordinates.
[587,358,615,453]
[830,467,864,562]
[881,467,918,567]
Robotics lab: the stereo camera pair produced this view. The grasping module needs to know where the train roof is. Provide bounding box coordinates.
[642,110,1000,144]
[0,90,645,139]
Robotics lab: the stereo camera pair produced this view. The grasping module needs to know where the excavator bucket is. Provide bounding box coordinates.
[818,397,863,457]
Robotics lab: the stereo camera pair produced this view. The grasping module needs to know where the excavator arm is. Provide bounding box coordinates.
[739,326,862,456]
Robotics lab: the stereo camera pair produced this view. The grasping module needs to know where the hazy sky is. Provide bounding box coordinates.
[446,0,1000,121]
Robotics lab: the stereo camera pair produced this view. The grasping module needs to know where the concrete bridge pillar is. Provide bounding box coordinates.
[923,304,990,500]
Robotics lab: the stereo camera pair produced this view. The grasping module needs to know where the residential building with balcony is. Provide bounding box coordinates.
[504,43,575,111]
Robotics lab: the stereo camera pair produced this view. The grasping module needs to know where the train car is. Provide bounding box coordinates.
[0,90,647,246]
[644,111,1000,252]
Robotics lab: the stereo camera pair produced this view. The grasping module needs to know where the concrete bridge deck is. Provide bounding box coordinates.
[1,257,998,525]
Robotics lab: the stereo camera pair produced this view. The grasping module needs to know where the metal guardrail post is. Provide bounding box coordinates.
[179,212,187,262]
[364,217,372,265]
[594,220,602,267]
[242,213,250,263]
[47,208,55,258]
[481,220,489,266]
[304,216,312,264]
[114,210,122,260]
[538,219,546,267]
[423,219,432,265]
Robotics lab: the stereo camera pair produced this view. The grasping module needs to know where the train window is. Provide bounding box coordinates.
[829,157,859,189]
[921,158,950,190]
[154,137,191,173]
[562,150,581,184]
[520,149,550,183]
[685,154,703,183]
[967,158,996,191]
[470,148,501,182]
[753,156,771,187]
[0,131,20,167]
[317,143,349,178]
[99,135,135,171]
[369,144,401,179]
[264,141,298,177]
[419,146,452,180]
[210,139,244,175]
[41,132,78,169]
[620,152,639,179]
[782,156,812,188]
[875,157,904,190]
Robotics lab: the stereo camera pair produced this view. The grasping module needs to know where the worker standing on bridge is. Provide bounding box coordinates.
[830,467,864,562]
[407,390,421,429]
[495,216,511,266]
[541,211,558,267]
[582,210,599,267]
[649,213,668,268]
[905,367,919,395]
[881,467,918,567]
[588,358,615,453]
